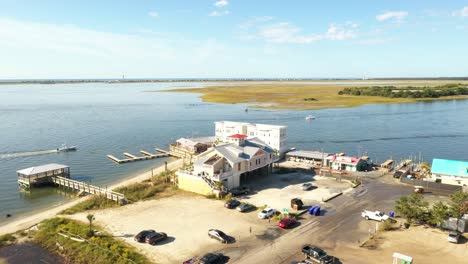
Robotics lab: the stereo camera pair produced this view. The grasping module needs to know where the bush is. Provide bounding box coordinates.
[33,218,151,264]
[0,234,16,246]
[222,193,233,201]
[60,196,118,215]
[379,219,394,231]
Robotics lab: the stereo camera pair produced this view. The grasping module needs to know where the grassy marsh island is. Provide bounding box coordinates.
[162,80,468,110]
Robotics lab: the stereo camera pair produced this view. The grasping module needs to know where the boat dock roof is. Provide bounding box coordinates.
[17,163,69,176]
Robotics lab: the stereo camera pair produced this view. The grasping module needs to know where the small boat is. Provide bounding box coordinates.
[57,144,77,152]
[305,115,316,121]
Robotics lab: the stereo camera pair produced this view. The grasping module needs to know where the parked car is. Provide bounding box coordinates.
[361,210,389,222]
[258,207,276,219]
[199,253,226,264]
[224,199,241,209]
[448,231,461,243]
[393,171,403,179]
[302,245,334,264]
[208,229,234,243]
[237,203,255,212]
[229,186,251,196]
[278,217,297,229]
[145,232,167,245]
[134,230,156,243]
[414,186,424,194]
[302,183,313,191]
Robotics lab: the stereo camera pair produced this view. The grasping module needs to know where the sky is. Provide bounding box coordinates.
[0,0,467,79]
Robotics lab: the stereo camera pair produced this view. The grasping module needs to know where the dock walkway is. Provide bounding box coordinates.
[107,148,176,164]
[51,176,127,204]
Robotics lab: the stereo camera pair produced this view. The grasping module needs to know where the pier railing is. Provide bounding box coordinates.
[51,176,127,204]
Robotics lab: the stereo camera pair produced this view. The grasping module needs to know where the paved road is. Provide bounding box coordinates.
[219,176,413,264]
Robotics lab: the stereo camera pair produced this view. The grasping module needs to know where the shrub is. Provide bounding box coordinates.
[33,218,151,264]
[60,196,118,215]
[0,234,16,246]
[379,219,394,231]
[222,193,233,201]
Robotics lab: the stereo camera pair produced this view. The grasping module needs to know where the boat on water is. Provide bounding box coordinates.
[305,115,316,121]
[57,144,77,152]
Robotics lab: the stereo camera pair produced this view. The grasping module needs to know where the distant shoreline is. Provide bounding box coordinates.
[1,77,468,85]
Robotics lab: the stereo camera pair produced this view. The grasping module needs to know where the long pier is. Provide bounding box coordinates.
[51,176,127,204]
[107,149,169,164]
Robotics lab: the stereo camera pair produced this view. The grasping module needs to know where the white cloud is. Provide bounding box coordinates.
[214,0,229,8]
[325,24,356,40]
[376,11,409,22]
[255,21,358,44]
[238,16,274,29]
[148,11,159,18]
[259,22,322,44]
[453,6,468,17]
[358,38,395,45]
[209,10,230,17]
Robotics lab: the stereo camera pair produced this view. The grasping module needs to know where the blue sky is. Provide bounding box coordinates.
[0,0,467,79]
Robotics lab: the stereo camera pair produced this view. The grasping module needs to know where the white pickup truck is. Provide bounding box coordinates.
[361,210,389,222]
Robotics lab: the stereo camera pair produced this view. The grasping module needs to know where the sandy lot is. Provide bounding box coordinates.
[332,226,468,264]
[0,159,183,236]
[242,172,350,211]
[68,194,269,264]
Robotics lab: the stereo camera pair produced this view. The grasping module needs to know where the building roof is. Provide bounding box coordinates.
[215,121,287,129]
[17,163,69,176]
[244,137,274,153]
[431,158,468,178]
[327,155,360,165]
[190,136,215,144]
[286,150,330,160]
[228,134,247,139]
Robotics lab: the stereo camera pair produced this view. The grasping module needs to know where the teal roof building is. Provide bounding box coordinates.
[431,159,468,177]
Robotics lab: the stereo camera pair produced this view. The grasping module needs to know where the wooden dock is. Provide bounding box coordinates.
[51,176,127,204]
[107,150,169,164]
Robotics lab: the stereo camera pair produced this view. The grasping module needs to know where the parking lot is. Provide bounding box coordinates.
[68,192,270,263]
[241,172,351,212]
[64,172,351,263]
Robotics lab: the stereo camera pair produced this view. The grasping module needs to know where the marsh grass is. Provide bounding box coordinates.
[161,81,468,110]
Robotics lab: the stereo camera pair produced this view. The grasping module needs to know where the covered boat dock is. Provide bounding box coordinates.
[17,163,70,189]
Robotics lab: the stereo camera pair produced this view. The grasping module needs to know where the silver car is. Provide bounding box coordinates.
[448,231,460,243]
[302,183,313,191]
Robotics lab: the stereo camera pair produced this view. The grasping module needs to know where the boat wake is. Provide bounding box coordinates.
[0,149,59,159]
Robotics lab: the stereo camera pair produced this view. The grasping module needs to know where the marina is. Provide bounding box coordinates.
[107,149,170,164]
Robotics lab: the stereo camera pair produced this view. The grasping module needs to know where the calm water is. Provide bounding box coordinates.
[1,82,468,224]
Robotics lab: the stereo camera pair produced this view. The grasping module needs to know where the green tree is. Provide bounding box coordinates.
[449,191,468,218]
[394,193,429,224]
[428,201,450,226]
[86,214,95,237]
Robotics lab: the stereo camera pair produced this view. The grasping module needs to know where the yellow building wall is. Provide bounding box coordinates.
[177,173,214,196]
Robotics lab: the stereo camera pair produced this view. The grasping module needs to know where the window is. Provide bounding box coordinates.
[238,163,241,170]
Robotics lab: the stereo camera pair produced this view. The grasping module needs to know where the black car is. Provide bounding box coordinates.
[145,232,168,245]
[224,199,241,209]
[229,186,251,196]
[208,229,234,243]
[134,230,156,243]
[302,245,334,264]
[236,203,255,212]
[199,253,227,264]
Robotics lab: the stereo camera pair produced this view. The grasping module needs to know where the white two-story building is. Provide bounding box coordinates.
[176,135,275,194]
[214,121,288,155]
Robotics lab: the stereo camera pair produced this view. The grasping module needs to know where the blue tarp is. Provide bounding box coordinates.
[308,206,321,216]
